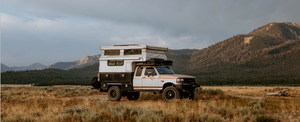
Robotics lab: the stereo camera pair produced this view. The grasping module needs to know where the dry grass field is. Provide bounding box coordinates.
[1,85,300,122]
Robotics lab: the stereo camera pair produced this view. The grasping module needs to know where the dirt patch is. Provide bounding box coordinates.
[1,84,32,87]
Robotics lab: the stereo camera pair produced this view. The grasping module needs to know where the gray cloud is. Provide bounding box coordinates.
[2,0,300,66]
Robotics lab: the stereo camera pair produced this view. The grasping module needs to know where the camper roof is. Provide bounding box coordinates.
[99,45,168,61]
[100,45,168,51]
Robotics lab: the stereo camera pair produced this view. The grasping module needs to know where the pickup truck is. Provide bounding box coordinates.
[91,44,199,101]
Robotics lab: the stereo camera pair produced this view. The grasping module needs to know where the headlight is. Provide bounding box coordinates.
[176,78,184,83]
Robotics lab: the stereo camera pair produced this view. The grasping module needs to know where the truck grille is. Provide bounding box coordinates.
[183,78,195,83]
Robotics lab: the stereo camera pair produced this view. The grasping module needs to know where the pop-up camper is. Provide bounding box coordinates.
[91,44,199,101]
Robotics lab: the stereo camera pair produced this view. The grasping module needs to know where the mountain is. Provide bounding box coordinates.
[1,64,13,72]
[27,63,48,70]
[1,63,47,72]
[168,22,300,85]
[188,22,300,68]
[47,54,101,70]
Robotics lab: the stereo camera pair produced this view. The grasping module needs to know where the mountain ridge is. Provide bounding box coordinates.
[1,63,47,72]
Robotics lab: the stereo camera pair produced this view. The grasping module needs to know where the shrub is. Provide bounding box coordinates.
[139,92,162,101]
[206,114,225,122]
[195,88,224,95]
[2,114,35,122]
[238,107,252,115]
[248,100,265,109]
[213,106,233,119]
[194,87,225,100]
[255,115,280,122]
[63,107,90,115]
[64,98,83,107]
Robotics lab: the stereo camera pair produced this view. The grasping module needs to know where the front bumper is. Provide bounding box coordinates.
[175,83,200,91]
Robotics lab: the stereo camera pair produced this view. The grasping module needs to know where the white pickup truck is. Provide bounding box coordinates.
[91,44,199,101]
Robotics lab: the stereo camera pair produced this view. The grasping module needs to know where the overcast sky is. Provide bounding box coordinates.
[1,0,300,67]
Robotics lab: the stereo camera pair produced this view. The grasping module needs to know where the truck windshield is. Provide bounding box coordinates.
[155,66,175,74]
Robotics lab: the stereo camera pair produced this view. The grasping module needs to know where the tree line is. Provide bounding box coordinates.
[1,63,99,86]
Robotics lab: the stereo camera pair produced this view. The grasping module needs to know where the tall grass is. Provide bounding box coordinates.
[1,86,299,121]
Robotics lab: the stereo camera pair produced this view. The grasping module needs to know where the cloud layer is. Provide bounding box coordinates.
[2,0,300,66]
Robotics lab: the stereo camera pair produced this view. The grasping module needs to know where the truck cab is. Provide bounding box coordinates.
[133,65,197,91]
[91,44,199,101]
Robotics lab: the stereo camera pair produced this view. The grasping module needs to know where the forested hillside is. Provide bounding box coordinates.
[1,63,99,85]
[166,49,198,55]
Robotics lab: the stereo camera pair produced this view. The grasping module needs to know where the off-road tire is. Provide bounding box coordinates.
[127,92,140,101]
[162,86,180,101]
[108,86,122,101]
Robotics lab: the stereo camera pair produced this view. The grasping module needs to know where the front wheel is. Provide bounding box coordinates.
[108,86,122,101]
[162,86,180,101]
[127,92,140,101]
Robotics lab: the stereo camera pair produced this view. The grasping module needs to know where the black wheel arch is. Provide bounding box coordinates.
[162,83,175,90]
[107,84,122,90]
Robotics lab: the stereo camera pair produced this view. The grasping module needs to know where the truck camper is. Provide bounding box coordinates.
[91,44,199,101]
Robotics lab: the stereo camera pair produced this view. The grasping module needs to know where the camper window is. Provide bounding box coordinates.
[124,49,142,55]
[104,50,120,55]
[107,60,124,66]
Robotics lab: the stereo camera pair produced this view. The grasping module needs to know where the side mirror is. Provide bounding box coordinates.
[147,72,152,77]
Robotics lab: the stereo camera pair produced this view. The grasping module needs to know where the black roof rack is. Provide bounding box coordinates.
[136,59,173,66]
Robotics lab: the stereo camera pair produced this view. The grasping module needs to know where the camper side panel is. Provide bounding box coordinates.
[145,50,167,60]
[98,60,135,91]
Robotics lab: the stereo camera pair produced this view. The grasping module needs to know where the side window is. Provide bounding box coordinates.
[135,67,143,76]
[124,49,142,55]
[104,50,120,55]
[107,60,124,66]
[144,67,157,76]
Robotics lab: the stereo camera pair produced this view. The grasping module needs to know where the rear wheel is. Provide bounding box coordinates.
[127,92,140,100]
[108,86,122,101]
[162,86,180,101]
[90,77,99,88]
